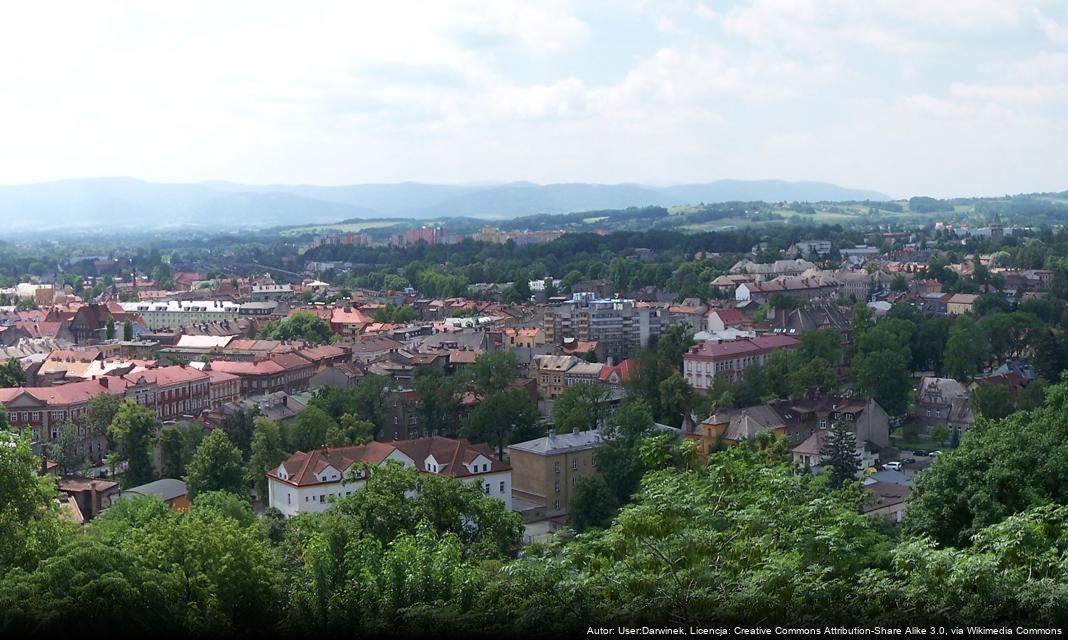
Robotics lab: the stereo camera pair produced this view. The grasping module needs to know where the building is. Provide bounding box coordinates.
[914,377,973,438]
[530,355,582,399]
[946,293,978,316]
[509,429,602,522]
[267,437,510,517]
[121,365,212,420]
[682,335,800,390]
[543,292,662,362]
[115,478,191,510]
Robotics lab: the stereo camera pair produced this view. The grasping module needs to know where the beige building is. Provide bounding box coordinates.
[946,293,978,316]
[530,354,582,399]
[508,430,603,522]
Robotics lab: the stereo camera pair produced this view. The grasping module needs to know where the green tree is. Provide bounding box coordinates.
[0,434,68,572]
[820,420,860,488]
[570,475,619,531]
[258,311,334,344]
[158,422,204,479]
[46,421,83,475]
[412,367,462,437]
[657,372,695,428]
[0,358,25,388]
[850,349,911,416]
[798,329,843,364]
[929,424,950,448]
[287,406,338,452]
[123,319,134,341]
[108,401,158,487]
[552,383,612,434]
[85,393,121,437]
[789,356,838,396]
[970,383,1015,420]
[461,388,538,460]
[944,315,987,380]
[249,417,287,501]
[325,414,375,448]
[221,409,258,460]
[468,351,518,396]
[656,323,695,369]
[185,430,248,499]
[906,379,1068,546]
[105,316,116,340]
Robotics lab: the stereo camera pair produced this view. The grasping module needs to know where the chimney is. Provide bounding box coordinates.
[99,377,108,388]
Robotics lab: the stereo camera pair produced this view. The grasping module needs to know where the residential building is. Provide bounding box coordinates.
[682,335,801,390]
[946,293,978,316]
[914,377,973,438]
[531,354,582,399]
[509,429,602,522]
[267,437,510,517]
[543,292,663,362]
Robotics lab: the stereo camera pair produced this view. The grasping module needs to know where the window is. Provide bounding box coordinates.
[554,480,560,493]
[554,462,560,473]
[554,499,560,511]
[287,493,291,505]
[499,481,505,493]
[818,420,827,430]
[571,459,577,470]
[319,495,325,503]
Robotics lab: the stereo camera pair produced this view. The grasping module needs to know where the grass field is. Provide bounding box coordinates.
[280,220,400,236]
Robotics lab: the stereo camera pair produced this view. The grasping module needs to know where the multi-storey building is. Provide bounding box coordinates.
[118,300,276,330]
[508,429,602,522]
[543,293,662,362]
[682,335,801,390]
[266,437,510,517]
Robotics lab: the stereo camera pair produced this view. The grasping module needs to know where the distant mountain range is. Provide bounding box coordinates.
[0,177,891,230]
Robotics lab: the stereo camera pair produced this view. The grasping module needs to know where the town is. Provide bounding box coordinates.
[3,0,1067,634]
[3,200,1068,630]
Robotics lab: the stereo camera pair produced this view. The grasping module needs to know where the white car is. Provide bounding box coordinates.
[883,461,902,471]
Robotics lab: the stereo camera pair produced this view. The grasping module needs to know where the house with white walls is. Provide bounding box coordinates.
[266,436,511,516]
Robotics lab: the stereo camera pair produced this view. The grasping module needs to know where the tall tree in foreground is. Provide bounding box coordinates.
[0,358,25,388]
[0,434,68,572]
[820,420,860,489]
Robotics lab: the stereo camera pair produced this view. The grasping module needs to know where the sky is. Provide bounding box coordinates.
[0,1,1066,198]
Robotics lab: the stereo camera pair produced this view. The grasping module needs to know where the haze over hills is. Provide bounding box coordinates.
[0,177,891,230]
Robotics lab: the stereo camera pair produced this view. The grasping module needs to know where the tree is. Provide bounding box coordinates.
[461,388,537,460]
[158,422,204,479]
[929,424,950,448]
[906,379,1068,546]
[850,349,911,417]
[657,372,695,428]
[468,351,518,396]
[85,393,121,437]
[123,319,134,341]
[185,430,248,499]
[105,316,116,340]
[789,356,838,396]
[0,434,68,572]
[570,476,618,531]
[412,367,462,437]
[46,421,83,475]
[0,358,25,388]
[626,348,674,418]
[325,414,374,448]
[552,383,611,433]
[249,417,287,501]
[821,420,860,488]
[108,401,158,487]
[970,383,1015,420]
[257,311,334,344]
[656,323,695,369]
[944,315,987,380]
[286,406,337,452]
[352,374,393,439]
[798,329,843,364]
[221,409,257,460]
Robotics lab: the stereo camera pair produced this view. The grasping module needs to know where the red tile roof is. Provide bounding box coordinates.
[685,335,801,361]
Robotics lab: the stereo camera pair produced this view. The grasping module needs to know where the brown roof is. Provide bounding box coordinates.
[269,436,506,487]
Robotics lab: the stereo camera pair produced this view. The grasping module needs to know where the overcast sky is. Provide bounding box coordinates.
[1,1,1066,198]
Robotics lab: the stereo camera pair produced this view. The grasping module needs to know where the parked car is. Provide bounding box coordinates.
[883,461,902,471]
[913,450,928,457]
[930,450,943,457]
[901,457,916,465]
